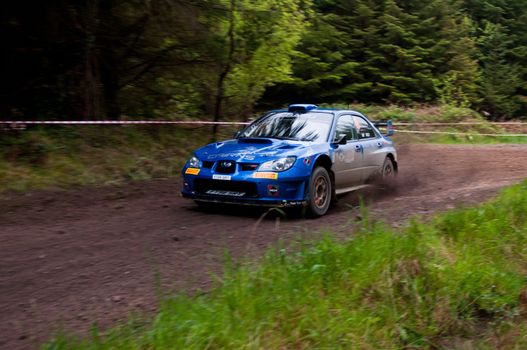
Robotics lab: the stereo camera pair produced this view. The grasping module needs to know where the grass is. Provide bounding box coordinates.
[45,180,527,349]
[0,125,238,192]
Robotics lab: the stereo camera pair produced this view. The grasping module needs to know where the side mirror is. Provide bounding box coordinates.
[333,134,347,145]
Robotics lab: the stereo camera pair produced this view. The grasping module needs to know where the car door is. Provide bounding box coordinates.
[332,114,363,189]
[353,114,386,180]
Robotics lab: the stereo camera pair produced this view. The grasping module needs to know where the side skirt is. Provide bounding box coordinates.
[335,184,371,195]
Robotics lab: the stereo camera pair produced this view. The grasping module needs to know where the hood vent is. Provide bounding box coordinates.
[278,144,297,149]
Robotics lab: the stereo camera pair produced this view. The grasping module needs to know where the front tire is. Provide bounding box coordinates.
[307,167,332,217]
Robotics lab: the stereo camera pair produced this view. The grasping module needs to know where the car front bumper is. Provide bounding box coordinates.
[181,167,309,207]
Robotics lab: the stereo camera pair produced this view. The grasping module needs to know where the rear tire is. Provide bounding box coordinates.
[306,167,332,217]
[379,157,396,191]
[381,157,396,179]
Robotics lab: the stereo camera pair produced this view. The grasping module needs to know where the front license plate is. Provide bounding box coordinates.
[206,190,245,197]
[212,174,232,180]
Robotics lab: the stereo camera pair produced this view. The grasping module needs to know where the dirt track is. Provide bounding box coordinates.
[1,144,526,349]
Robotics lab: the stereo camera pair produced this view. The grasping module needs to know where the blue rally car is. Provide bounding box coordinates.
[181,104,397,217]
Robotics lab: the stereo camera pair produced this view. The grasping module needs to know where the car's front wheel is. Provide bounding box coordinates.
[307,166,332,217]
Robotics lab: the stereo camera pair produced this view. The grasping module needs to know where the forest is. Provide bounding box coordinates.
[2,0,527,123]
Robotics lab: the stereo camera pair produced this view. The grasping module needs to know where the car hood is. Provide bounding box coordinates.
[194,138,319,162]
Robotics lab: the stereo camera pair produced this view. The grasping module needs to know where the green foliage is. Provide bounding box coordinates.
[222,0,311,116]
[319,103,485,123]
[462,0,527,118]
[476,22,523,118]
[0,125,239,192]
[269,0,481,107]
[4,0,527,120]
[434,71,477,108]
[44,181,527,349]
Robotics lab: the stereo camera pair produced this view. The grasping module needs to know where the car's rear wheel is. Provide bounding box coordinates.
[382,157,395,179]
[379,157,397,191]
[307,167,332,217]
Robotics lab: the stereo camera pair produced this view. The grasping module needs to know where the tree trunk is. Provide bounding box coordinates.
[101,61,120,120]
[98,0,120,120]
[211,0,236,141]
[81,1,104,120]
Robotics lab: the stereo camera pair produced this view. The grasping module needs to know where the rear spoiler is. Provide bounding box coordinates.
[373,120,394,137]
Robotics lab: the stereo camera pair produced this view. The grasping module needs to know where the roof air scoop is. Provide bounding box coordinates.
[288,104,318,113]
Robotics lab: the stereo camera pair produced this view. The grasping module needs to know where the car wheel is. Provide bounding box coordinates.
[379,157,397,191]
[382,157,395,179]
[307,167,332,217]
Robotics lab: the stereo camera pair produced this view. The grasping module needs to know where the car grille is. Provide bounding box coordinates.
[215,160,236,174]
[193,179,258,197]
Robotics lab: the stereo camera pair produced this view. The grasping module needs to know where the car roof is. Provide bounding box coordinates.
[268,108,365,115]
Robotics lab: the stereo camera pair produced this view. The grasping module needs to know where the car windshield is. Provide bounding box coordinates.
[239,112,333,142]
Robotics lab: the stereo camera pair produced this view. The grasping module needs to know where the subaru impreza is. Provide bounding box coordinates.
[181,104,397,217]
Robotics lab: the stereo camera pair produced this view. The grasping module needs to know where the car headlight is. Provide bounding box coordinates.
[259,156,296,172]
[188,156,200,168]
